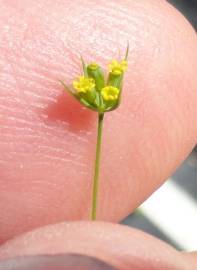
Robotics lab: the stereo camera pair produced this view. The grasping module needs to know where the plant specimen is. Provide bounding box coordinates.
[60,44,129,220]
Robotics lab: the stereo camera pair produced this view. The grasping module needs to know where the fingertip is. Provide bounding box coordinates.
[0,0,197,242]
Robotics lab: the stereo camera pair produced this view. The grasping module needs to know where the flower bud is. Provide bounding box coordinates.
[87,63,105,92]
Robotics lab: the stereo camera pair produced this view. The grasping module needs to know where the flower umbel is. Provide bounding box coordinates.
[61,44,128,113]
[60,43,129,221]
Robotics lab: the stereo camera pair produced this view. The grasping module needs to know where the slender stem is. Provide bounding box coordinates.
[91,112,104,220]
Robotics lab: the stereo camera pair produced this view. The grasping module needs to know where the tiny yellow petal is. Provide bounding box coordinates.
[112,69,122,75]
[101,86,120,101]
[88,62,99,70]
[111,60,119,66]
[120,60,128,71]
[108,59,128,75]
[73,76,95,93]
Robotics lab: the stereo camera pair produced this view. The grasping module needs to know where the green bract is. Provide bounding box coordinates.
[60,44,129,113]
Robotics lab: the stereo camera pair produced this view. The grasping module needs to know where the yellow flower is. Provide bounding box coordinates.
[88,62,99,70]
[101,86,120,101]
[73,76,95,93]
[108,59,128,75]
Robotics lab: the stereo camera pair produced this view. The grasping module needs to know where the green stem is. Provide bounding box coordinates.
[91,112,104,220]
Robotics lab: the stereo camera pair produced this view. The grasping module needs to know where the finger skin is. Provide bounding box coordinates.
[0,221,196,270]
[0,0,197,242]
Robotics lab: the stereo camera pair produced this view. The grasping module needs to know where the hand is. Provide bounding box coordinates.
[0,0,197,269]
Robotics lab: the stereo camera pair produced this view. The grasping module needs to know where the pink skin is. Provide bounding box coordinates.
[0,221,196,270]
[0,0,197,268]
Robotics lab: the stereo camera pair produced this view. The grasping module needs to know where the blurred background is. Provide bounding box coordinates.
[122,0,197,251]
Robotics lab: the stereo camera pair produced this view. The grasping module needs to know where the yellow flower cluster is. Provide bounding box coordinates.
[73,76,95,93]
[68,51,128,112]
[108,60,128,75]
[101,86,120,101]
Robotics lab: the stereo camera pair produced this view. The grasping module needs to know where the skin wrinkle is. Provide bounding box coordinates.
[0,0,197,246]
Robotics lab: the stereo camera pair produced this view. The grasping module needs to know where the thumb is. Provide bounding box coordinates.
[0,221,196,270]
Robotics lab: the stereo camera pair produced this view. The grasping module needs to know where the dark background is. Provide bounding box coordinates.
[168,0,197,29]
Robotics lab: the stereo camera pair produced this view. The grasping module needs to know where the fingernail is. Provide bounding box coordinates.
[0,253,117,270]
